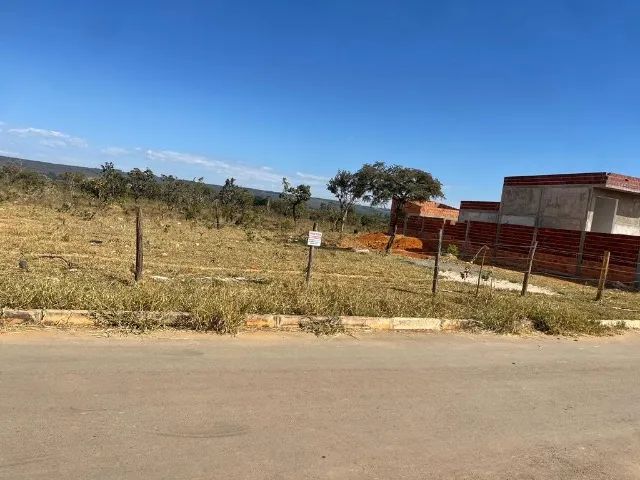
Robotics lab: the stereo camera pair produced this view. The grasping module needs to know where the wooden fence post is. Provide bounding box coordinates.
[595,251,611,301]
[135,206,143,282]
[464,221,471,257]
[432,228,443,294]
[521,241,538,296]
[385,223,398,254]
[635,248,640,291]
[305,222,318,286]
[576,230,587,277]
[475,248,487,297]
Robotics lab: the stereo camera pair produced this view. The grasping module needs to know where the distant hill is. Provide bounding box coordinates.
[0,156,102,178]
[0,155,388,216]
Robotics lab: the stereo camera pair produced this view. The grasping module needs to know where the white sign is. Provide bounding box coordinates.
[307,230,323,247]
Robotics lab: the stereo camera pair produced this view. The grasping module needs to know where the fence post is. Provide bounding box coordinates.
[595,251,611,301]
[135,206,143,282]
[635,248,640,291]
[521,241,538,296]
[464,221,471,257]
[576,230,587,277]
[475,248,487,296]
[432,228,443,294]
[305,222,318,286]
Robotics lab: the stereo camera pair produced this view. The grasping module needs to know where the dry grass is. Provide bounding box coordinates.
[298,316,346,336]
[0,200,637,335]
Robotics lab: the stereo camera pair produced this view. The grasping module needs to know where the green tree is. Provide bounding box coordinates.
[127,168,158,202]
[326,169,369,232]
[359,212,387,231]
[182,177,213,220]
[0,165,49,193]
[310,202,343,231]
[159,174,182,208]
[0,165,49,201]
[364,162,443,253]
[214,178,254,228]
[158,175,214,219]
[82,162,127,203]
[280,178,311,224]
[58,172,86,192]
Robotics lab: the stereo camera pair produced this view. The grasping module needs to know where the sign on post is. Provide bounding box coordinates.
[306,225,321,285]
[307,230,323,247]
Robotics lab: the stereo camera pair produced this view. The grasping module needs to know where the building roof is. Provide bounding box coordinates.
[503,172,640,194]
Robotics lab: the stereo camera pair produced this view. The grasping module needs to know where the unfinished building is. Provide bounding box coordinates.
[397,172,640,286]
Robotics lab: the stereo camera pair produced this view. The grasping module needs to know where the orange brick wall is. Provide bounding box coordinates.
[390,199,459,233]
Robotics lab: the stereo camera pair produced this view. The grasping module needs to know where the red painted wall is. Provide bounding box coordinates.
[400,215,640,285]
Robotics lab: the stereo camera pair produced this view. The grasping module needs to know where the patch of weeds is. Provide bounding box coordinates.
[299,316,346,336]
[446,243,460,257]
[465,294,623,336]
[527,303,610,335]
[91,310,177,333]
[187,299,246,334]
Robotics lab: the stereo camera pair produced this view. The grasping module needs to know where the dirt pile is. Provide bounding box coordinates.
[339,232,424,253]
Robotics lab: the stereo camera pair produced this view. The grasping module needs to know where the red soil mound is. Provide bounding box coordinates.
[339,232,423,252]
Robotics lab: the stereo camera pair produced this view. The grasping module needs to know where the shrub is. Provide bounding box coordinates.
[446,243,460,257]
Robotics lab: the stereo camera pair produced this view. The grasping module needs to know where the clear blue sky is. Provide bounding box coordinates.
[1,0,639,205]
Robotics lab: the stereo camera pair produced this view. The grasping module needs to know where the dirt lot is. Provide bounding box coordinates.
[1,202,640,334]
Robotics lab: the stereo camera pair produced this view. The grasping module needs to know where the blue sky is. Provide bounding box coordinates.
[1,0,639,205]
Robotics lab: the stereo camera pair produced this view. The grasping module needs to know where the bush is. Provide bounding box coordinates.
[0,165,50,195]
[446,244,460,257]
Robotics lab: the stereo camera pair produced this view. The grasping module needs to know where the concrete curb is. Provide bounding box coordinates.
[244,314,465,331]
[2,308,639,331]
[0,309,464,331]
[600,319,640,329]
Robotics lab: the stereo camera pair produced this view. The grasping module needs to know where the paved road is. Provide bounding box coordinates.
[1,330,639,479]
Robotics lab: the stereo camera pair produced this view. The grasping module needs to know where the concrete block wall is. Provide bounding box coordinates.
[458,201,501,224]
[588,188,640,236]
[500,175,640,236]
[499,184,592,230]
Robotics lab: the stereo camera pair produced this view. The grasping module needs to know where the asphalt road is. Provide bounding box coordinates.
[1,329,639,479]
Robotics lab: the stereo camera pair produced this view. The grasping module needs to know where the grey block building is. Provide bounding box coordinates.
[459,172,640,236]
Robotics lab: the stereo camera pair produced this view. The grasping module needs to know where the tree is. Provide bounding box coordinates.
[365,162,443,253]
[0,165,49,200]
[81,162,127,203]
[326,169,369,232]
[127,168,158,202]
[280,178,311,224]
[159,174,182,209]
[58,172,86,192]
[181,177,213,220]
[0,165,49,193]
[359,213,382,230]
[310,202,343,231]
[214,178,254,228]
[158,175,214,219]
